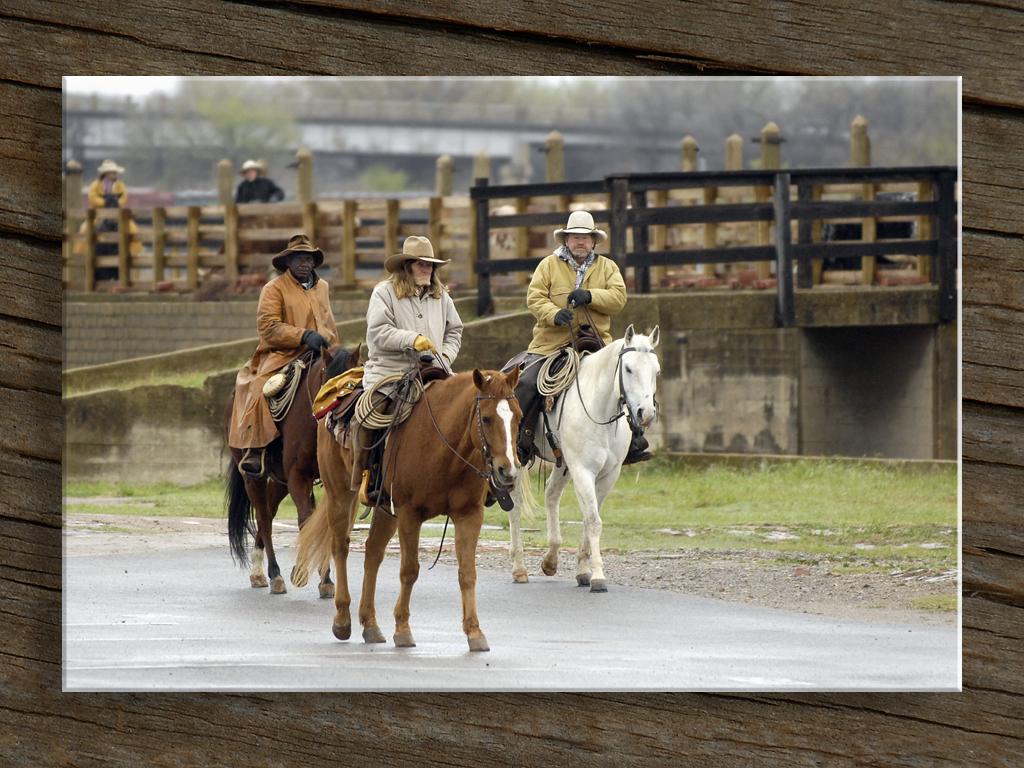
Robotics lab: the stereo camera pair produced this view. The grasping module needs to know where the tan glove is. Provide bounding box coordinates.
[414,335,438,356]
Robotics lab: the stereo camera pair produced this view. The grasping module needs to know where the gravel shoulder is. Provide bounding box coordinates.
[63,512,959,628]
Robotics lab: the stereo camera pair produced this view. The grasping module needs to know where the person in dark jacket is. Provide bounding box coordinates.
[234,160,285,204]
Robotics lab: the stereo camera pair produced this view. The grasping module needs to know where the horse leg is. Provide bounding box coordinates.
[244,478,282,590]
[542,467,572,577]
[323,488,357,640]
[573,469,607,592]
[508,483,529,583]
[392,512,422,648]
[454,509,489,652]
[289,470,334,600]
[263,480,290,594]
[359,506,398,644]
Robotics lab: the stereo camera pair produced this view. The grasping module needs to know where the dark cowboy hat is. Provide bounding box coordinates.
[272,234,324,272]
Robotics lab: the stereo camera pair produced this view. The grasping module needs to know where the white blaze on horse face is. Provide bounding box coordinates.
[496,399,517,469]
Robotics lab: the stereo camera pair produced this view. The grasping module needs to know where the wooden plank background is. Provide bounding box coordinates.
[8,1,1021,764]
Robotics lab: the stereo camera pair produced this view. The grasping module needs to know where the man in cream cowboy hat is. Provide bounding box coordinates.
[228,234,339,477]
[235,159,285,204]
[515,209,652,464]
[88,159,128,209]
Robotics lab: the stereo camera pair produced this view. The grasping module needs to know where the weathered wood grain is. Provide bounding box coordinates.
[2,1,1022,763]
[289,0,1023,107]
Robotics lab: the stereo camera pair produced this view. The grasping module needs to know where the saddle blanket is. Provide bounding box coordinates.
[313,367,365,420]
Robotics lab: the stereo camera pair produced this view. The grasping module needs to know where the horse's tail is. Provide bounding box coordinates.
[291,493,332,588]
[514,463,539,523]
[226,458,256,566]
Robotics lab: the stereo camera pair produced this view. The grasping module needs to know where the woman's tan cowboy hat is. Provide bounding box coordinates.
[554,210,607,245]
[384,235,450,273]
[272,234,324,272]
[96,159,125,176]
[239,159,262,175]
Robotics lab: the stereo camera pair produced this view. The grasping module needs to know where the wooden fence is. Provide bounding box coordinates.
[472,166,958,324]
[62,196,474,293]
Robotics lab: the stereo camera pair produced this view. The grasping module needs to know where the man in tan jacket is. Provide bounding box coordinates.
[517,210,651,465]
[229,234,339,477]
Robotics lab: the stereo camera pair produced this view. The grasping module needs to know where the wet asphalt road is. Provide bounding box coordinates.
[63,545,959,692]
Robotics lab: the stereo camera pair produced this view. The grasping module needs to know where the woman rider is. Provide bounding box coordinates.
[352,236,464,502]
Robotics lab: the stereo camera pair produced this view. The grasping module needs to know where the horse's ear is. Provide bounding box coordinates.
[352,343,361,366]
[505,364,520,390]
[322,345,334,367]
[472,369,485,390]
[649,325,660,349]
[624,324,635,345]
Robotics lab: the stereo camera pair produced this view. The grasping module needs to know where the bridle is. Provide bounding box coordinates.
[564,340,658,433]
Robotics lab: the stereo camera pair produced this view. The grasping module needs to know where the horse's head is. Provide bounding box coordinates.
[619,324,661,430]
[471,367,522,490]
[322,343,361,380]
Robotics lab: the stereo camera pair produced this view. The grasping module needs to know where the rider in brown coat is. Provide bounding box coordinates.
[228,234,339,476]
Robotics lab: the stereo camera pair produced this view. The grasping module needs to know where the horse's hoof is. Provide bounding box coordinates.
[250,575,269,588]
[332,620,351,641]
[542,560,558,577]
[576,573,592,587]
[290,565,308,588]
[393,633,416,648]
[589,579,608,593]
[269,576,287,594]
[468,636,490,652]
[319,583,335,600]
[362,626,386,644]
[512,570,529,584]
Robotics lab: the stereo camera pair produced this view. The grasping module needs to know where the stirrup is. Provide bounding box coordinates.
[358,469,371,506]
[239,447,266,478]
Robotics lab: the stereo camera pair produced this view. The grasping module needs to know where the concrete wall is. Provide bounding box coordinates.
[62,288,957,484]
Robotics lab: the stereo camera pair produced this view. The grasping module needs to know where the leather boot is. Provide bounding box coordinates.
[350,425,371,491]
[514,354,544,464]
[622,428,653,465]
[239,446,267,477]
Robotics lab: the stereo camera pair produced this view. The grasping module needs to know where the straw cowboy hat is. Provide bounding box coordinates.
[554,210,607,245]
[239,160,262,175]
[384,235,450,273]
[272,234,324,272]
[96,159,125,176]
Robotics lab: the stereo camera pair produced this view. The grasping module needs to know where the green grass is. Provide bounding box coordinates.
[64,456,957,568]
[63,371,214,397]
[909,595,958,612]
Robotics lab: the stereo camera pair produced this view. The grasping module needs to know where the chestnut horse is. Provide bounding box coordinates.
[292,366,521,652]
[224,344,358,595]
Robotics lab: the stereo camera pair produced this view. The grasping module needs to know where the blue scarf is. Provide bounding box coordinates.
[556,245,595,291]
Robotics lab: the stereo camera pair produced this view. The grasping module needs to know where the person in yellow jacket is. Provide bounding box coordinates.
[517,210,651,464]
[87,159,128,209]
[228,234,340,477]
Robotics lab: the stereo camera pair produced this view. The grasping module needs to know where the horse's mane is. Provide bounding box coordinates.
[323,346,355,379]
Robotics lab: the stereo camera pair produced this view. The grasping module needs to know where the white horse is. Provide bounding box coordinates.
[508,324,661,591]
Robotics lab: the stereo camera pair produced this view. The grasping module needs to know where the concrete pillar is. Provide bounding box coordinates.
[680,136,698,172]
[294,148,314,204]
[217,159,234,206]
[436,154,453,197]
[473,150,490,183]
[545,130,564,183]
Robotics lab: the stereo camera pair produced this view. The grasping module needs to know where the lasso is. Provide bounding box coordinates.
[537,347,580,399]
[353,372,424,430]
[268,359,307,421]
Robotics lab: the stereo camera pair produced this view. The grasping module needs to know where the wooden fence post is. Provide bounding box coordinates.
[756,122,781,281]
[295,148,313,204]
[546,131,564,183]
[514,196,530,287]
[217,159,234,206]
[303,201,317,245]
[65,160,83,287]
[84,208,96,294]
[936,170,957,323]
[473,151,490,184]
[384,199,399,260]
[117,207,131,288]
[774,173,795,327]
[916,180,933,281]
[436,154,453,197]
[851,115,876,285]
[609,177,629,276]
[632,190,650,293]
[342,200,357,288]
[152,207,166,287]
[186,206,201,291]
[224,204,238,282]
[474,179,491,316]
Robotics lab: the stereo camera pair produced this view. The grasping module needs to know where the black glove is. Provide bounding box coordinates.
[302,330,328,351]
[567,288,592,308]
[553,308,574,326]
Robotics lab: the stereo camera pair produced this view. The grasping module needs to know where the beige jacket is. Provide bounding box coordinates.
[362,281,464,392]
[228,270,339,449]
[527,252,627,355]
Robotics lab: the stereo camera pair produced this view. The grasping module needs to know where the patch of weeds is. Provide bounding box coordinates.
[909,595,958,612]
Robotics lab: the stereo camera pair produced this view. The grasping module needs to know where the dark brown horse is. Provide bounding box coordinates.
[224,343,358,595]
[292,366,521,652]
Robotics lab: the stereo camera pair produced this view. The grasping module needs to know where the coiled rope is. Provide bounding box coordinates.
[353,372,424,430]
[537,347,581,399]
[268,359,307,421]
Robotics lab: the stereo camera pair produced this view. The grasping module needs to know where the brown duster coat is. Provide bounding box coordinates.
[228,270,339,450]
